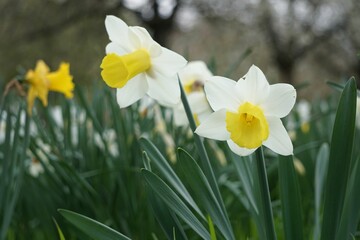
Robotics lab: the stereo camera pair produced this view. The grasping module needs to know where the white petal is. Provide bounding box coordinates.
[105,42,128,55]
[129,26,161,55]
[187,92,211,114]
[105,16,132,51]
[227,140,256,156]
[116,73,148,108]
[195,109,229,140]
[132,27,161,57]
[151,47,187,77]
[178,61,213,84]
[204,76,241,112]
[261,84,296,118]
[147,72,181,106]
[236,65,270,104]
[173,105,188,127]
[263,117,293,156]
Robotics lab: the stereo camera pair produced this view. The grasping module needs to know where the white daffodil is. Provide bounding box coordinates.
[174,61,213,126]
[100,15,187,108]
[195,65,296,156]
[296,99,311,133]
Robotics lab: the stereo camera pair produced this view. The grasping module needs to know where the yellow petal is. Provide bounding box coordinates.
[226,102,269,149]
[47,62,74,98]
[35,60,50,77]
[100,50,151,88]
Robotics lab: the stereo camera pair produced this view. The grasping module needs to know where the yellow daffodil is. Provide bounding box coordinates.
[195,65,296,156]
[100,15,187,108]
[26,60,74,114]
[174,61,213,126]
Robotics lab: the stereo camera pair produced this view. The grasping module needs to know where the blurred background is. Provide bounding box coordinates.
[1,0,359,98]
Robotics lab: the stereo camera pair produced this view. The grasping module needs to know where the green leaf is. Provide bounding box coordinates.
[0,105,28,240]
[254,147,277,240]
[140,138,204,219]
[141,169,210,239]
[58,209,131,240]
[335,154,360,240]
[231,153,258,213]
[320,79,357,240]
[313,144,330,240]
[207,215,217,240]
[278,155,304,240]
[177,148,234,240]
[53,218,66,240]
[147,188,188,240]
[229,149,265,239]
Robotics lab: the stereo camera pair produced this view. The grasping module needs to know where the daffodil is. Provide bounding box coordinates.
[195,65,296,156]
[100,15,187,108]
[174,61,213,126]
[297,100,311,133]
[26,60,74,114]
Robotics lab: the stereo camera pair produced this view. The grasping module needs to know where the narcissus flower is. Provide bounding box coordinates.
[26,60,74,114]
[100,15,187,108]
[195,65,296,156]
[174,61,213,126]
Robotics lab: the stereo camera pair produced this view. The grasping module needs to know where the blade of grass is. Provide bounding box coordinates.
[141,169,210,239]
[320,79,357,240]
[254,147,277,240]
[0,105,29,240]
[59,209,131,240]
[148,188,188,240]
[278,155,304,240]
[335,154,360,240]
[178,148,234,240]
[140,137,204,219]
[208,215,217,240]
[53,218,66,240]
[313,143,330,240]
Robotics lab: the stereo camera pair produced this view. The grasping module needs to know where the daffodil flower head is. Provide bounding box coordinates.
[26,60,74,115]
[100,15,187,108]
[174,61,213,126]
[195,65,296,156]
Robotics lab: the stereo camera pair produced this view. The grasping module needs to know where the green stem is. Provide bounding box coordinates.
[255,147,277,240]
[178,78,234,239]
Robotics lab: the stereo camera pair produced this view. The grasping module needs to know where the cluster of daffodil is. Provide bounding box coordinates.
[100,15,297,156]
[23,15,297,157]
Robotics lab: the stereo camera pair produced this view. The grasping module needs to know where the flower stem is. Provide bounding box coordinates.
[255,147,277,240]
[178,78,234,239]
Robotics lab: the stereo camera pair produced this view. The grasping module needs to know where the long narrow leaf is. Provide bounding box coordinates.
[147,189,188,240]
[141,169,210,239]
[140,138,204,219]
[178,148,234,240]
[313,144,330,240]
[335,154,360,240]
[58,209,131,240]
[320,79,357,240]
[278,155,304,240]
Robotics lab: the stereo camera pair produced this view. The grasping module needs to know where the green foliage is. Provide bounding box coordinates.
[1,76,360,239]
[59,209,130,240]
[321,79,357,240]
